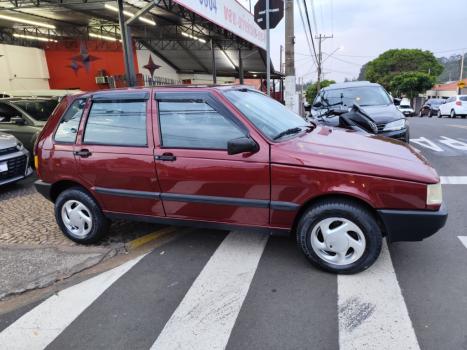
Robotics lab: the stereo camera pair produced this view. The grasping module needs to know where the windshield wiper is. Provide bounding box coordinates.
[273,125,314,140]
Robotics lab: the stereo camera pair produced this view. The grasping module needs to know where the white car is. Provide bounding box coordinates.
[438,95,467,118]
[397,99,414,117]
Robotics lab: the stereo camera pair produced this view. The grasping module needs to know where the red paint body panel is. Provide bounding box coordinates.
[36,86,442,234]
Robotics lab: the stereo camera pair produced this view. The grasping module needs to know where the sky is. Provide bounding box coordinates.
[238,0,467,83]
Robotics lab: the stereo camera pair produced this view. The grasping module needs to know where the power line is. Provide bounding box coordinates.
[301,0,318,63]
[296,0,316,66]
[309,0,318,34]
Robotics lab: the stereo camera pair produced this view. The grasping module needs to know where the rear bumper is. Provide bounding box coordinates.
[35,180,52,201]
[378,203,448,243]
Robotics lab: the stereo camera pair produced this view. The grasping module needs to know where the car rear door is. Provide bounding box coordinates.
[75,90,165,218]
[153,90,270,227]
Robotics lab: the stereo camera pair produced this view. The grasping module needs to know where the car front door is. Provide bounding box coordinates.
[75,90,165,218]
[0,102,35,148]
[153,91,270,227]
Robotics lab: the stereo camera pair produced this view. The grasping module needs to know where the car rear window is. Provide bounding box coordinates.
[54,99,86,143]
[10,99,58,122]
[83,100,147,146]
[460,96,467,102]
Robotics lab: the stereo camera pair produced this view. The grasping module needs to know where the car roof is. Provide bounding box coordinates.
[75,84,256,99]
[322,81,383,91]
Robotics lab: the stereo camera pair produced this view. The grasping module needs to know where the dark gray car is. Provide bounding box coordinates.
[0,131,33,186]
[311,81,409,142]
[0,98,58,153]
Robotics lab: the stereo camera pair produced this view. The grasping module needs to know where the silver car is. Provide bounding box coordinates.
[0,132,33,186]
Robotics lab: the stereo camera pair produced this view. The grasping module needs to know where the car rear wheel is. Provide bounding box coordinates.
[437,110,442,118]
[296,199,382,274]
[450,109,456,118]
[55,187,109,244]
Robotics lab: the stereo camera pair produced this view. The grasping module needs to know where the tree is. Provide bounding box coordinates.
[389,72,436,99]
[305,80,335,103]
[364,49,443,91]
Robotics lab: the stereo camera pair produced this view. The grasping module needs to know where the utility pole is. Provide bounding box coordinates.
[279,45,283,74]
[315,34,333,93]
[459,51,465,94]
[284,0,298,112]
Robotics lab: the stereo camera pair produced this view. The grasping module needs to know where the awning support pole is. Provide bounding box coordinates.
[239,48,244,84]
[117,0,136,87]
[211,38,217,84]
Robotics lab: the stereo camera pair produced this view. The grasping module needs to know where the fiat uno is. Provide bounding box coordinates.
[34,86,447,274]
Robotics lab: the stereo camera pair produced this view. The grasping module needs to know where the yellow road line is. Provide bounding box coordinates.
[127,227,178,250]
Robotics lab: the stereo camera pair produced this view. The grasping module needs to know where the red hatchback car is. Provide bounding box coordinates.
[34,86,447,273]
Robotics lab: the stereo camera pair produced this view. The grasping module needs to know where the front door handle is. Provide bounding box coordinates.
[155,153,176,161]
[74,149,92,158]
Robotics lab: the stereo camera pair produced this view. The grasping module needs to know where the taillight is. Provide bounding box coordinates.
[456,100,462,106]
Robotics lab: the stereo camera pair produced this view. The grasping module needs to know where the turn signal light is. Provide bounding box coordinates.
[34,155,39,170]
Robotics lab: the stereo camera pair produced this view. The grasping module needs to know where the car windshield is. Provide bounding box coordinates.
[321,86,392,107]
[224,89,307,140]
[10,99,59,122]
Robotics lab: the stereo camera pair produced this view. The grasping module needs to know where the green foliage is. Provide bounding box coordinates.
[364,49,443,95]
[305,80,335,103]
[389,72,436,99]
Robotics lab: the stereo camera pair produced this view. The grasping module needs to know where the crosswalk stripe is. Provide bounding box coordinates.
[440,176,467,184]
[338,241,420,350]
[150,231,268,350]
[0,254,147,350]
[458,236,467,249]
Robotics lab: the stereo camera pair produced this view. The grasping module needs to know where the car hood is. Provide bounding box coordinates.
[271,126,439,184]
[360,104,405,123]
[0,132,19,149]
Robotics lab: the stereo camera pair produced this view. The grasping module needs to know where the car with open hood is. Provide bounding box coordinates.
[311,81,409,142]
[33,86,447,274]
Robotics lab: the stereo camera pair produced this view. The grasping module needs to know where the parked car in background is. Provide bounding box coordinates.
[311,81,409,142]
[397,98,414,117]
[0,132,33,186]
[34,86,446,274]
[0,98,59,153]
[438,95,467,118]
[419,98,444,117]
[0,89,81,100]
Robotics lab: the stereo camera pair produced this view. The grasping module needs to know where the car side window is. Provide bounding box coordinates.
[158,100,245,149]
[83,100,147,146]
[54,99,86,143]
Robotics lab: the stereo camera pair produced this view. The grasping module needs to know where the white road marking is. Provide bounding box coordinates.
[0,254,147,350]
[438,136,467,151]
[338,240,420,350]
[458,236,467,249]
[151,231,268,350]
[410,137,444,152]
[440,176,467,184]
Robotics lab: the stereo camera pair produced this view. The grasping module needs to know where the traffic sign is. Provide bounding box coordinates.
[254,0,284,30]
[458,81,465,89]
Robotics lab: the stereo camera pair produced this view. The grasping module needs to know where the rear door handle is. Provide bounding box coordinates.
[155,153,176,161]
[74,149,92,158]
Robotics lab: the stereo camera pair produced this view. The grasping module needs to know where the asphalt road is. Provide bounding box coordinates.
[0,117,466,350]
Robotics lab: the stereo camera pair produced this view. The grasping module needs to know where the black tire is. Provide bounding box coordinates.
[55,187,109,244]
[450,109,456,119]
[296,199,382,274]
[437,110,442,118]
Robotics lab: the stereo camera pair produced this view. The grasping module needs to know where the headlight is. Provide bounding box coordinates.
[383,119,406,131]
[427,183,442,205]
[16,142,24,151]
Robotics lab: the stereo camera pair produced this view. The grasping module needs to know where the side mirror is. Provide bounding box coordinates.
[11,116,26,125]
[393,98,401,106]
[227,137,259,155]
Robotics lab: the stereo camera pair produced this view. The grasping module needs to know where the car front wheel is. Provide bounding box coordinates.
[437,110,442,118]
[55,187,109,244]
[296,199,382,274]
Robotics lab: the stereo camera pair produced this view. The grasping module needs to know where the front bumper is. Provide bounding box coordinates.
[0,149,33,186]
[379,127,409,142]
[378,203,448,243]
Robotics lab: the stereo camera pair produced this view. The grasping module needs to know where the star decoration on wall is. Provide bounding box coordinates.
[143,55,161,78]
[68,41,99,73]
